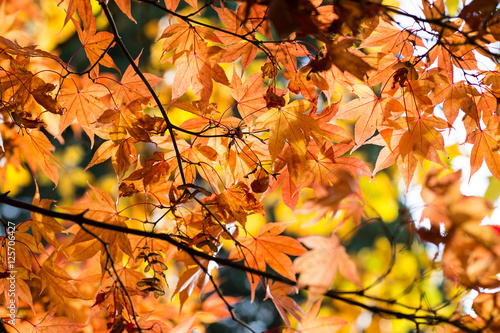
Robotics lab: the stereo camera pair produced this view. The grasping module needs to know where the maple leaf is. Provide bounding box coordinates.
[333,84,403,148]
[294,234,361,301]
[360,19,423,58]
[112,138,138,177]
[325,37,374,81]
[256,99,322,163]
[0,266,35,312]
[225,137,269,184]
[173,260,216,310]
[74,18,119,72]
[32,83,63,115]
[159,22,221,54]
[0,60,53,115]
[64,183,133,261]
[28,184,65,247]
[398,111,450,165]
[284,64,328,102]
[367,129,405,175]
[397,150,419,188]
[231,69,267,124]
[25,130,62,186]
[266,161,301,211]
[428,73,478,124]
[131,311,172,332]
[159,22,229,102]
[169,44,230,102]
[168,314,200,333]
[38,252,84,300]
[264,281,303,327]
[216,182,265,225]
[237,2,272,38]
[97,105,150,143]
[113,54,162,107]
[295,141,371,190]
[85,140,118,170]
[63,0,93,31]
[300,300,348,333]
[8,222,44,271]
[296,171,358,225]
[229,222,306,299]
[125,152,171,188]
[213,6,258,73]
[152,137,219,186]
[31,305,86,333]
[469,123,500,181]
[267,0,320,38]
[114,0,136,23]
[442,226,500,289]
[267,41,310,73]
[58,81,109,146]
[420,168,493,232]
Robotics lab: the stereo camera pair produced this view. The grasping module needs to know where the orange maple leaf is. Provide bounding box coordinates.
[398,110,450,164]
[213,6,258,73]
[284,64,328,102]
[294,234,361,301]
[169,44,230,102]
[428,74,478,124]
[229,222,306,300]
[74,18,119,72]
[39,252,83,300]
[333,84,403,148]
[216,182,265,225]
[256,99,322,163]
[264,281,303,327]
[468,121,500,181]
[325,37,374,81]
[360,19,423,58]
[33,305,86,332]
[114,0,136,23]
[25,130,62,186]
[159,22,228,102]
[114,54,162,107]
[300,300,348,333]
[296,141,371,189]
[64,184,133,261]
[29,184,65,247]
[231,69,267,124]
[58,81,109,146]
[63,0,93,31]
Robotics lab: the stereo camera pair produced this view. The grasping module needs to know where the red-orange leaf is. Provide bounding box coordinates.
[300,300,348,333]
[169,44,230,102]
[469,123,500,181]
[63,0,93,31]
[26,130,62,186]
[114,0,136,23]
[229,223,307,299]
[75,18,119,72]
[294,234,361,301]
[256,99,322,163]
[114,54,162,106]
[264,281,303,327]
[58,81,109,146]
[39,252,83,300]
[334,84,403,148]
[216,182,265,225]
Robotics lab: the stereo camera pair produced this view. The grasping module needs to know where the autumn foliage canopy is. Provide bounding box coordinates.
[2,0,500,332]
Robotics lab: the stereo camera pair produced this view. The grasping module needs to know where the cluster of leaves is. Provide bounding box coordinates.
[1,0,500,332]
